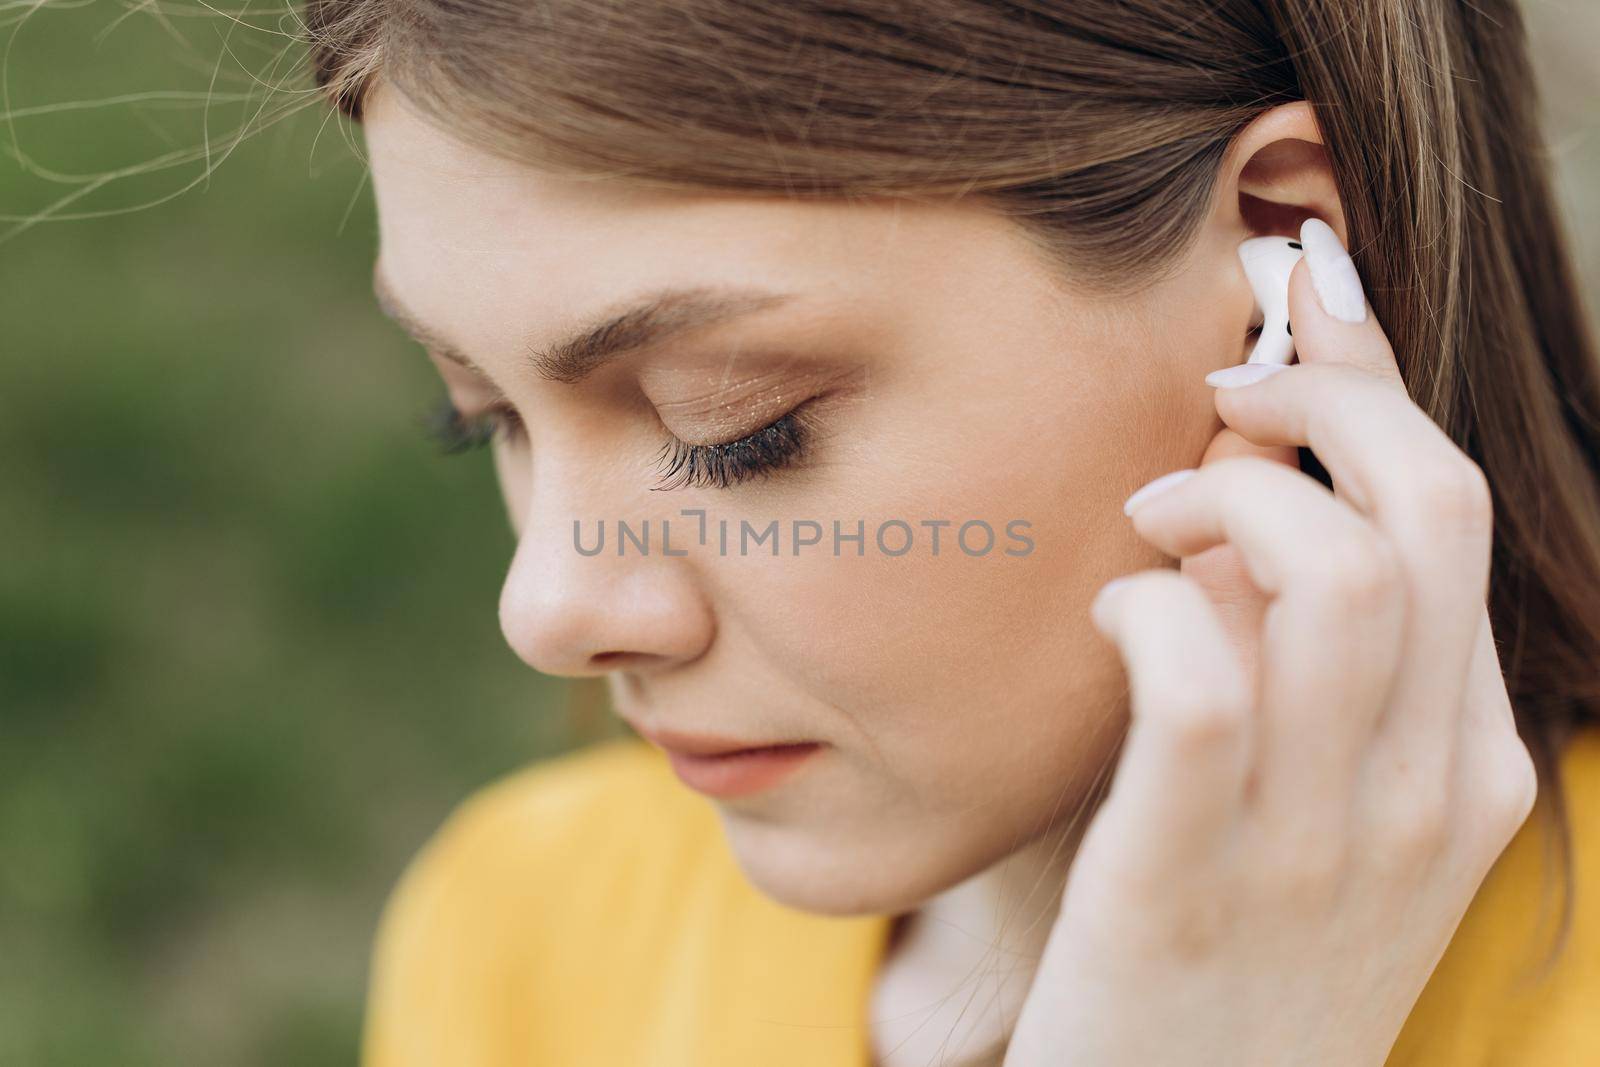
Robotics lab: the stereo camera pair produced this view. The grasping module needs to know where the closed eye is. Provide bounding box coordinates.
[416,392,819,491]
[652,402,819,491]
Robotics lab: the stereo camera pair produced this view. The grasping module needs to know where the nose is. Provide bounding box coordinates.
[498,504,716,679]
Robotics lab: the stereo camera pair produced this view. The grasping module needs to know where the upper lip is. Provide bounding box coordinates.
[631,722,815,758]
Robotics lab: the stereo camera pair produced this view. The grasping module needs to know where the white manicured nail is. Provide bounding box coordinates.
[1206,362,1290,388]
[1300,217,1367,323]
[1123,468,1196,516]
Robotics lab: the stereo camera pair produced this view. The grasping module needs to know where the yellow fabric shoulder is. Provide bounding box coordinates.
[359,735,891,1067]
[1387,725,1600,1066]
[361,728,1600,1067]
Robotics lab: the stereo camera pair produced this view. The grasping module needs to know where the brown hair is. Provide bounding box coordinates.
[300,0,1600,968]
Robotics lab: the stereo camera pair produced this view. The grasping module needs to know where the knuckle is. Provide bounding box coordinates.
[1336,356,1404,389]
[1374,782,1452,865]
[1309,532,1403,613]
[1415,457,1494,538]
[1483,739,1540,835]
[1158,687,1251,747]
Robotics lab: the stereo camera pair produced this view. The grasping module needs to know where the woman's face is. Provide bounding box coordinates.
[363,84,1249,915]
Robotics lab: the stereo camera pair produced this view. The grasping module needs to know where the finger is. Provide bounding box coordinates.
[1209,241,1494,791]
[1360,610,1533,887]
[1088,568,1254,872]
[1459,607,1518,737]
[1290,218,1402,382]
[1124,457,1406,827]
[1181,428,1300,678]
[1445,610,1535,863]
[1198,424,1300,471]
[1206,357,1492,627]
[1212,342,1478,529]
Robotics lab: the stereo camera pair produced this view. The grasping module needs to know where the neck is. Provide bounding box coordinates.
[868,821,1085,1067]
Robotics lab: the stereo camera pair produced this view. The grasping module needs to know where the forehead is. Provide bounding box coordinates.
[360,85,1042,340]
[363,85,703,260]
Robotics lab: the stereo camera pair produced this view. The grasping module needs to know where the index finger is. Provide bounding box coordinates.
[1289,217,1402,385]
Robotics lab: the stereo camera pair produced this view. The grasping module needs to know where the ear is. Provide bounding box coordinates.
[1209,100,1349,248]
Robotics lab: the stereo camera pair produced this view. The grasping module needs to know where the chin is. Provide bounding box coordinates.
[712,810,994,917]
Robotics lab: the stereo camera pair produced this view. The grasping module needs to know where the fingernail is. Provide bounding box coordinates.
[1123,468,1196,516]
[1300,218,1368,323]
[1090,574,1133,627]
[1205,362,1290,388]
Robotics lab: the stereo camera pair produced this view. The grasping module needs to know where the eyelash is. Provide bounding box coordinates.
[651,403,815,491]
[418,394,816,490]
[420,395,524,454]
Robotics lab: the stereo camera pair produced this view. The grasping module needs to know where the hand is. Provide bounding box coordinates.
[1002,220,1539,1067]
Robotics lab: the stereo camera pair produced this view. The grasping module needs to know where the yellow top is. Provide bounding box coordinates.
[361,727,1600,1066]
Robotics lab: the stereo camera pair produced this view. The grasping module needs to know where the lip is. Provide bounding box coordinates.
[661,743,823,798]
[628,722,823,797]
[632,722,813,757]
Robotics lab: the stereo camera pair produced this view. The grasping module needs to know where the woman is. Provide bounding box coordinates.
[301,1,1600,1063]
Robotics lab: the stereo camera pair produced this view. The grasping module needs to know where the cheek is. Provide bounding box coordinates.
[703,397,1147,774]
[701,322,1220,808]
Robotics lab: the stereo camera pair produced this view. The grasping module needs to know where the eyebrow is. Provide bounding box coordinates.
[371,263,795,385]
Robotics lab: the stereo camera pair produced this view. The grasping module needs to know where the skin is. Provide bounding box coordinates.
[1002,221,1541,1065]
[362,82,1537,1065]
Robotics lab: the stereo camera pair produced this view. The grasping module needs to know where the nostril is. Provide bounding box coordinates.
[590,650,662,670]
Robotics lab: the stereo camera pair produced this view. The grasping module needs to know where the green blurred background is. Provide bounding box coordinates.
[1,1,1596,1063]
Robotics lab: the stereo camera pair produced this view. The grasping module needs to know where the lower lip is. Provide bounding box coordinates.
[664,742,823,798]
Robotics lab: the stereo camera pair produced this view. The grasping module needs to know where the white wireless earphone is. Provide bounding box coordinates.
[1237,235,1306,365]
